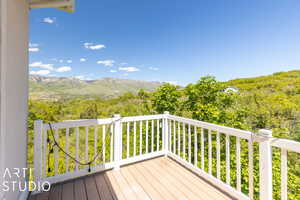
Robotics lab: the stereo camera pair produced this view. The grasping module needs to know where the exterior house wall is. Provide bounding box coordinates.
[0,0,29,199]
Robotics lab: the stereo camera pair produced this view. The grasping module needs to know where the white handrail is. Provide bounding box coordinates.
[271,138,300,153]
[167,114,254,140]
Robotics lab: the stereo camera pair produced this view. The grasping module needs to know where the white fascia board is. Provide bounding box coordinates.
[29,0,75,13]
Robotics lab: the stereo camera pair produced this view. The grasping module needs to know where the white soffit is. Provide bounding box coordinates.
[29,0,75,13]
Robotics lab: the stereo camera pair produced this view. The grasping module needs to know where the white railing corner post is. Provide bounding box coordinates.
[259,129,273,200]
[163,111,170,156]
[113,114,122,170]
[34,120,43,183]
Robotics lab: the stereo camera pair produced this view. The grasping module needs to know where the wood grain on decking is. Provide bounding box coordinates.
[30,157,235,200]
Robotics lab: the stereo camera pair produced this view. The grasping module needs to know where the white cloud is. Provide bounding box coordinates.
[149,67,159,71]
[29,43,39,52]
[59,59,63,63]
[29,43,39,47]
[30,70,50,76]
[56,66,72,72]
[109,70,117,73]
[29,62,54,70]
[97,60,115,66]
[80,58,86,62]
[119,66,140,72]
[29,48,39,52]
[83,42,92,47]
[43,17,55,24]
[84,42,106,50]
[67,60,72,63]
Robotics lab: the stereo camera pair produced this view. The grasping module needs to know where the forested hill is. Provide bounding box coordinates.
[29,75,162,100]
[227,70,300,94]
[226,70,300,139]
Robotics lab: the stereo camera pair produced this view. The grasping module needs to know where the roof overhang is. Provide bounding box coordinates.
[29,0,75,13]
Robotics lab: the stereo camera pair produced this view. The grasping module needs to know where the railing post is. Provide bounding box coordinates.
[34,120,43,183]
[113,114,122,170]
[163,111,170,156]
[259,129,273,200]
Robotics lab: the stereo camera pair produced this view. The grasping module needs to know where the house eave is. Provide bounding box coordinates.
[29,0,75,13]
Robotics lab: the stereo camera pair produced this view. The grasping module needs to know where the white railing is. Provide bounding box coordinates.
[34,112,300,200]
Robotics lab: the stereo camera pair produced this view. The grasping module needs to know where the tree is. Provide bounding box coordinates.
[152,83,181,114]
[184,75,238,125]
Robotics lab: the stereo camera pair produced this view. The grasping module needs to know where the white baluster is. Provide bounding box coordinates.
[188,124,191,163]
[146,120,149,153]
[281,148,287,200]
[75,127,79,171]
[216,131,220,179]
[157,119,160,151]
[102,125,106,162]
[201,128,204,170]
[110,125,113,162]
[151,120,154,152]
[110,124,114,162]
[94,126,98,164]
[134,121,136,156]
[54,128,59,175]
[226,134,230,185]
[178,122,181,155]
[139,121,143,155]
[173,120,176,153]
[208,130,212,174]
[126,122,130,158]
[65,128,69,172]
[194,126,197,167]
[183,123,186,159]
[248,139,254,199]
[236,137,241,191]
[85,127,89,162]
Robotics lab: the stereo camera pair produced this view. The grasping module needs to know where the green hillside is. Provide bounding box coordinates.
[29,75,162,100]
[227,70,300,95]
[226,70,300,139]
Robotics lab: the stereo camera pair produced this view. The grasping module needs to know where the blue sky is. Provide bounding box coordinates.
[29,0,300,85]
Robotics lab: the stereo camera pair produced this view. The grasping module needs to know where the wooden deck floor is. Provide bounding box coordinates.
[29,157,235,200]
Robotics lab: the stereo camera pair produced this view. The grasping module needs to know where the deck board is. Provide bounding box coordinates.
[161,157,234,200]
[49,184,62,200]
[121,167,151,200]
[31,157,236,200]
[142,159,190,200]
[94,173,114,200]
[126,164,165,200]
[150,158,207,200]
[135,161,178,200]
[74,179,87,200]
[84,175,100,200]
[61,182,74,200]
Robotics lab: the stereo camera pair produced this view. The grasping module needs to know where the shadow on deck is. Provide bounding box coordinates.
[29,157,236,200]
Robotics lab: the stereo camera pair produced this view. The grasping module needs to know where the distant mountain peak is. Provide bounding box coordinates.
[29,75,162,100]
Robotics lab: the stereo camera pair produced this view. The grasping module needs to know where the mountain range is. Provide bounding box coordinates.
[29,75,162,100]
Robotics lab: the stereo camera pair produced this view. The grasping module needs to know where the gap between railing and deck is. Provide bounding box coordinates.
[33,112,300,200]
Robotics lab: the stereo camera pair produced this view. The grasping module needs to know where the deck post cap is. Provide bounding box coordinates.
[164,111,170,115]
[258,129,272,137]
[113,114,121,118]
